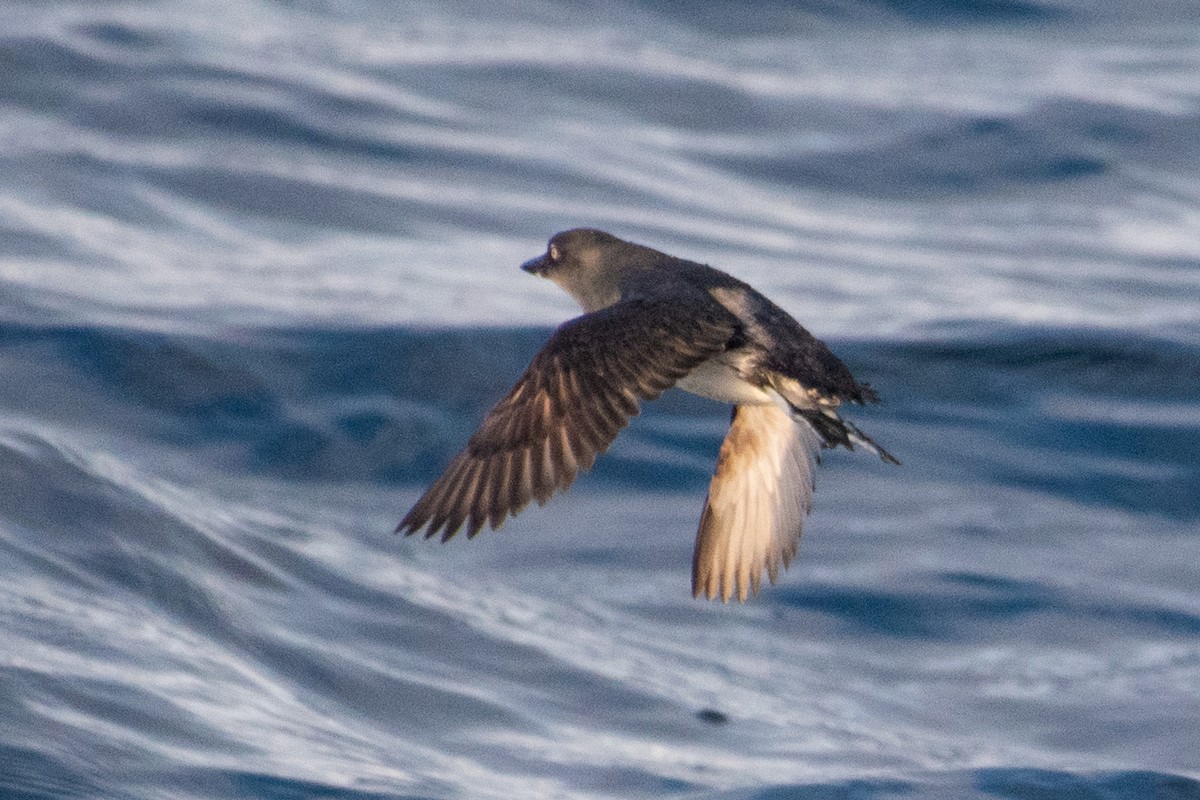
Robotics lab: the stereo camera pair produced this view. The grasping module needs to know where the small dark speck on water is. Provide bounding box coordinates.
[696,708,729,725]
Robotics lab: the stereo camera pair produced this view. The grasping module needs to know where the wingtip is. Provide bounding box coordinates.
[395,514,419,536]
[395,514,464,542]
[691,575,751,604]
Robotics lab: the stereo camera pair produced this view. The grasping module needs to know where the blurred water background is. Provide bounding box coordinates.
[2,1,1199,798]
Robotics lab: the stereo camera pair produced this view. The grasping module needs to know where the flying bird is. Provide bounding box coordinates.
[398,229,897,602]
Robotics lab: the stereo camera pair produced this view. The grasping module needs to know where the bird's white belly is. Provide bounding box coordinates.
[676,357,772,405]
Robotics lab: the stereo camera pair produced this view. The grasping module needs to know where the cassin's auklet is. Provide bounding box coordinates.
[398,229,898,602]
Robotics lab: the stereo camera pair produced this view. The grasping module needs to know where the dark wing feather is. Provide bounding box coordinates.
[398,296,738,540]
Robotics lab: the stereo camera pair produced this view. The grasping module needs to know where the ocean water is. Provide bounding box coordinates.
[2,1,1199,798]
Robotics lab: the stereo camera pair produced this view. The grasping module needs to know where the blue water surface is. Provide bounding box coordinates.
[2,1,1199,798]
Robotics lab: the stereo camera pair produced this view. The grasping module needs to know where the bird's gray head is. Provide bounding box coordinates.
[521,228,626,312]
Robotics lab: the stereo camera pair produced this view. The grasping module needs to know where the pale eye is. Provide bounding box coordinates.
[548,243,561,262]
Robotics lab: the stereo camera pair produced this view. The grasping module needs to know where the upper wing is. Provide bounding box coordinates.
[398,295,738,540]
[692,402,822,603]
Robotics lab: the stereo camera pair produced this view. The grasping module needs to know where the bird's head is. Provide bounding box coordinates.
[521,228,625,312]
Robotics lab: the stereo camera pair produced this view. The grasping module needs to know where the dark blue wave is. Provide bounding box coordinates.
[715,101,1200,198]
[2,320,1197,518]
[635,0,1070,35]
[973,768,1200,800]
[860,0,1066,22]
[777,569,1200,640]
[0,743,101,800]
[703,769,1200,800]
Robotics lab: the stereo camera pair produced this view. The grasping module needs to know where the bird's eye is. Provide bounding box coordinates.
[548,243,561,262]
